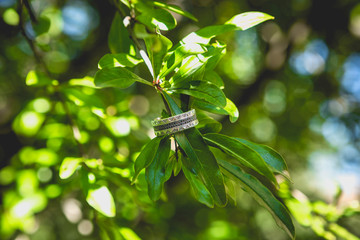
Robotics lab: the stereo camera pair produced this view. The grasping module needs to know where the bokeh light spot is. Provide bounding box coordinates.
[250,117,277,142]
[106,117,131,136]
[32,98,51,113]
[37,167,52,183]
[3,8,19,26]
[290,39,328,75]
[62,1,99,40]
[77,219,93,236]
[99,136,114,153]
[62,198,82,223]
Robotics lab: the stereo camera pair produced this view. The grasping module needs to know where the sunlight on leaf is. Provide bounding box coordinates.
[25,70,55,86]
[225,12,274,31]
[59,157,82,179]
[86,186,116,217]
[98,54,143,69]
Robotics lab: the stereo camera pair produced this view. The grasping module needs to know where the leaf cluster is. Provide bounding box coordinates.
[91,1,295,238]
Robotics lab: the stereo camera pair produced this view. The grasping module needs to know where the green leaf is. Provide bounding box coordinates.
[182,160,214,207]
[68,76,97,88]
[152,1,198,21]
[171,81,226,108]
[196,111,222,134]
[225,11,275,31]
[204,71,224,89]
[224,99,239,123]
[86,186,116,217]
[59,157,82,179]
[26,70,54,86]
[132,136,164,182]
[175,128,227,206]
[145,34,173,77]
[171,55,209,84]
[193,98,239,123]
[162,91,182,115]
[219,159,295,239]
[204,133,277,184]
[94,67,152,88]
[146,137,171,201]
[234,138,290,180]
[108,13,133,54]
[170,43,226,85]
[98,54,143,69]
[181,25,237,45]
[119,227,141,240]
[160,43,206,78]
[172,155,182,177]
[161,95,226,206]
[137,8,176,31]
[204,42,227,71]
[180,11,274,45]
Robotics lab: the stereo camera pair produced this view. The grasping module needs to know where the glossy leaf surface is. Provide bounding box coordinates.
[181,12,274,45]
[86,186,116,217]
[171,81,226,108]
[175,129,227,206]
[59,157,81,179]
[108,13,133,54]
[145,34,173,77]
[145,137,171,201]
[219,159,295,239]
[163,92,227,206]
[225,12,274,30]
[133,136,163,182]
[235,138,290,180]
[98,53,143,69]
[204,133,276,184]
[193,98,239,123]
[94,67,151,88]
[137,8,176,31]
[152,1,198,21]
[182,159,214,207]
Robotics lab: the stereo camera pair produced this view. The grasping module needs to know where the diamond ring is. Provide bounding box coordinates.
[152,109,199,136]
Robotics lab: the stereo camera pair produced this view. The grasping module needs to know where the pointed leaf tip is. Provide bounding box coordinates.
[225,11,274,31]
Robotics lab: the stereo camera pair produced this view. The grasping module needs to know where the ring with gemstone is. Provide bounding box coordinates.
[152,109,199,136]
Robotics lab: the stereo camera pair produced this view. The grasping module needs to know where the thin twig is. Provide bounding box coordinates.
[111,0,177,116]
[22,0,37,23]
[112,0,155,80]
[17,0,50,76]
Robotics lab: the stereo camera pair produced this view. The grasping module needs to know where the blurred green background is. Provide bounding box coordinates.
[1,0,360,239]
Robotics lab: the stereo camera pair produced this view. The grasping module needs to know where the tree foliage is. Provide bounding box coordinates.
[1,0,360,240]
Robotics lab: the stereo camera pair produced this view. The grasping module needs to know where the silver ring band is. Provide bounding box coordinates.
[152,109,198,136]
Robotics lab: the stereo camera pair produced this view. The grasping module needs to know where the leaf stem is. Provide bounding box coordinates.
[160,91,171,115]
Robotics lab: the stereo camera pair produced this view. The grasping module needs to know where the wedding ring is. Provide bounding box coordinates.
[152,109,199,136]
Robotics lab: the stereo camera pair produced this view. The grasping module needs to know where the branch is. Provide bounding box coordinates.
[17,0,50,76]
[22,0,37,23]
